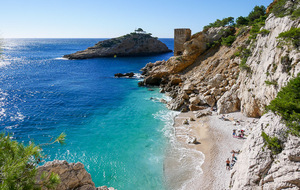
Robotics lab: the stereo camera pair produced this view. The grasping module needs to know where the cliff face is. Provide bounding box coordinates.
[63,33,172,59]
[218,14,300,117]
[230,112,300,189]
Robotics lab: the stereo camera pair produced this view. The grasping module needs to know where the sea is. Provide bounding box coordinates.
[0,38,203,190]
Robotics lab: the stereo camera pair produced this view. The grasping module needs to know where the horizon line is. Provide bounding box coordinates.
[2,37,175,39]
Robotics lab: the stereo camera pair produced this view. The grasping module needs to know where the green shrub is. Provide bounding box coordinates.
[0,133,65,189]
[272,0,300,19]
[272,0,289,17]
[203,17,234,30]
[221,35,236,46]
[261,132,283,154]
[259,29,270,36]
[206,40,221,49]
[249,24,260,40]
[266,74,300,136]
[291,7,300,19]
[248,5,266,23]
[239,58,251,72]
[265,80,278,86]
[248,15,268,40]
[234,50,241,57]
[236,16,249,27]
[240,48,251,59]
[277,27,300,48]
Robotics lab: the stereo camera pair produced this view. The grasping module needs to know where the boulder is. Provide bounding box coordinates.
[183,119,189,125]
[170,77,182,85]
[217,84,240,114]
[183,83,194,91]
[207,74,224,88]
[187,136,198,144]
[36,160,115,190]
[166,98,184,110]
[195,110,212,118]
[189,96,200,105]
[182,92,190,100]
[204,95,216,107]
[189,104,206,111]
[144,76,162,86]
[160,98,167,104]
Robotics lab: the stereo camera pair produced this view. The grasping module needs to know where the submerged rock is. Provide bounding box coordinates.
[64,33,172,59]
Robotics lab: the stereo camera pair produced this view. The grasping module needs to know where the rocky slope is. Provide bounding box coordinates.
[139,3,300,118]
[138,0,300,189]
[36,160,115,190]
[139,26,247,112]
[63,33,172,59]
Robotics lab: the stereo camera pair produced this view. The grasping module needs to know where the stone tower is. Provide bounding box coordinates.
[174,28,191,56]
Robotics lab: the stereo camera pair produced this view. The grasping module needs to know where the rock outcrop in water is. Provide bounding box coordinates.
[63,32,172,59]
[36,160,115,190]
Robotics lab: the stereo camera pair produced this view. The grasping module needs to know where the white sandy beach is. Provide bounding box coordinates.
[165,110,259,190]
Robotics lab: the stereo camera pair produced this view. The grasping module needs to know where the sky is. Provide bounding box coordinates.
[0,0,273,38]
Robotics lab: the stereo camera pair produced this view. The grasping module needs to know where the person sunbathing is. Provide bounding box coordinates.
[231,150,240,154]
[241,130,245,137]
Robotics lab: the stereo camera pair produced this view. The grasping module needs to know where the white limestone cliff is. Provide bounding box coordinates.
[230,112,300,189]
[218,14,300,117]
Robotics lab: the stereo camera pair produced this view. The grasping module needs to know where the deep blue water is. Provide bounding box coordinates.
[0,38,174,189]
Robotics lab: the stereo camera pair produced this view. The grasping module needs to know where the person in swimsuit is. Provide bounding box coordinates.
[232,153,237,161]
[233,129,237,136]
[226,158,230,170]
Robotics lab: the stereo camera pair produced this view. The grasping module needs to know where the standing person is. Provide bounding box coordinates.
[226,158,231,170]
[233,129,237,136]
[232,153,237,161]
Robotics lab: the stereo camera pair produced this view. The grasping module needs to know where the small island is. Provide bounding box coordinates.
[63,28,172,59]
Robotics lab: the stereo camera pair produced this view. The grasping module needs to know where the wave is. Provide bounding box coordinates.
[54,57,68,60]
[0,60,11,68]
[134,73,143,79]
[154,109,205,190]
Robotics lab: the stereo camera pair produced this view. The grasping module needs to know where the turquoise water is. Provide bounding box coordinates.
[0,38,175,189]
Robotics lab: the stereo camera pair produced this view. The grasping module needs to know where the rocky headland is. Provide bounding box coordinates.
[63,32,172,59]
[138,0,300,189]
[36,160,115,190]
